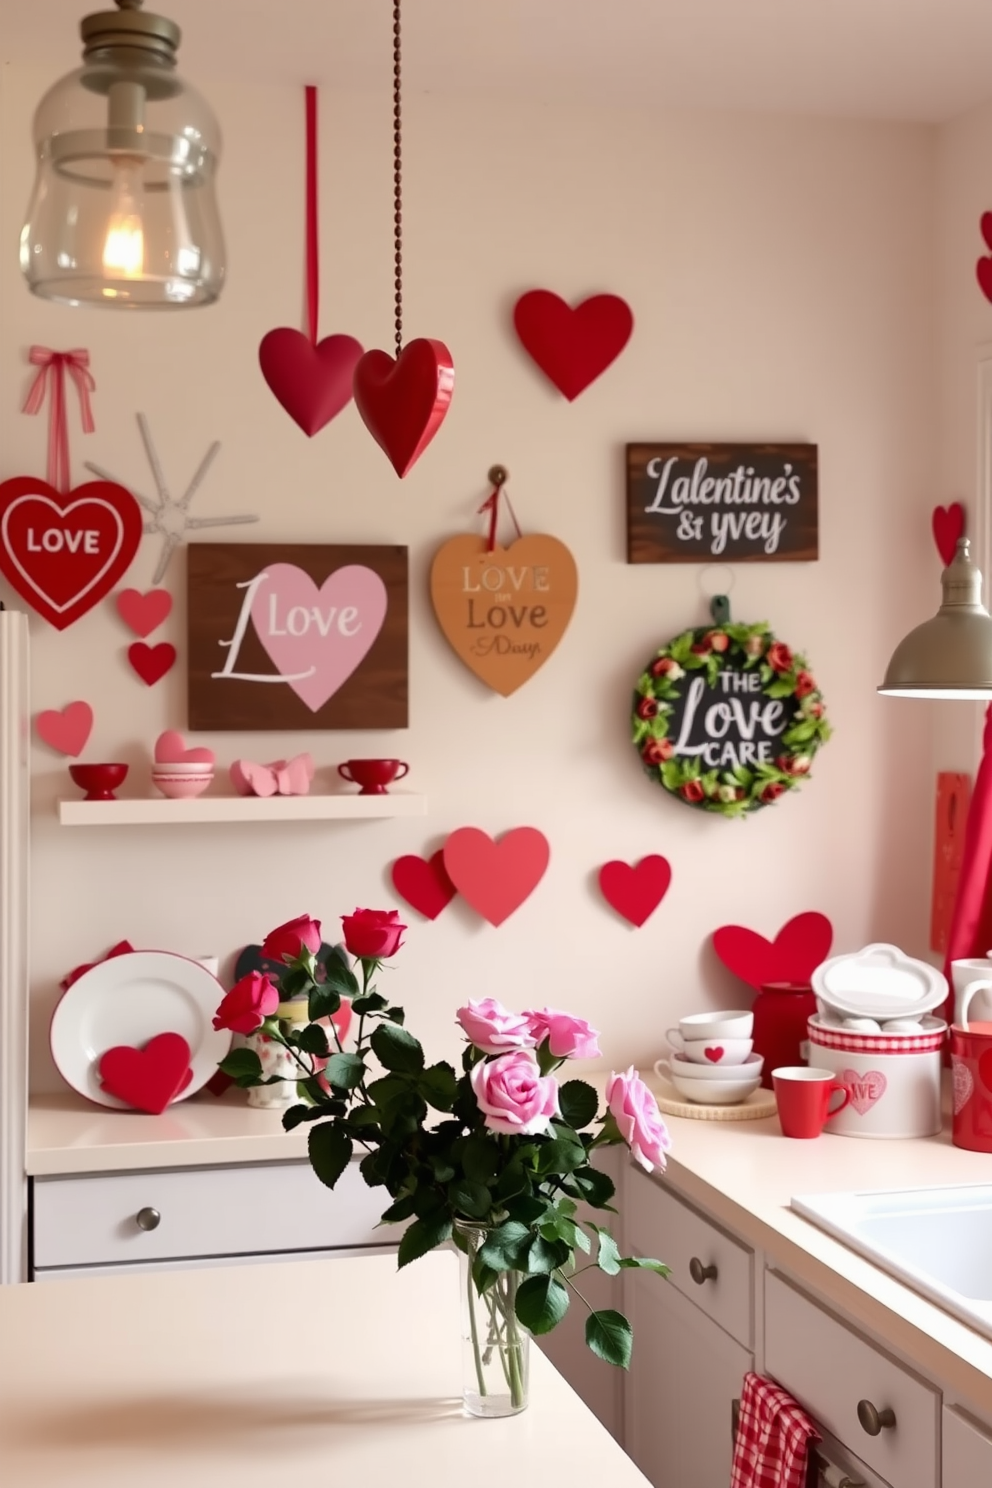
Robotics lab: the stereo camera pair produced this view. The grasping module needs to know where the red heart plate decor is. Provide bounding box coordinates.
[98,1032,194,1115]
[353,338,455,477]
[712,911,834,990]
[259,329,365,437]
[513,290,633,401]
[392,850,458,921]
[599,855,672,928]
[0,477,143,630]
[932,502,965,567]
[443,826,550,927]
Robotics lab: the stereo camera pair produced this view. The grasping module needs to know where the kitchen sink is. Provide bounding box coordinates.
[791,1184,992,1343]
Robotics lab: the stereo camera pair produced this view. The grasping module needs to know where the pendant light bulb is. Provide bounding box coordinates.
[101,157,145,280]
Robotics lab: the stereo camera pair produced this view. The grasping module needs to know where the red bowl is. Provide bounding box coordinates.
[68,763,128,801]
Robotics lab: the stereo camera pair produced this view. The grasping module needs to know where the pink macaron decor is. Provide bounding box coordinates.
[151,731,215,800]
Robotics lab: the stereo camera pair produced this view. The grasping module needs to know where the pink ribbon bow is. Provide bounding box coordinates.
[22,347,97,494]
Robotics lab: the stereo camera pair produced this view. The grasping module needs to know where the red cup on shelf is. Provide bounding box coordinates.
[337,758,409,795]
[950,979,992,1153]
[772,1066,850,1139]
[68,762,128,801]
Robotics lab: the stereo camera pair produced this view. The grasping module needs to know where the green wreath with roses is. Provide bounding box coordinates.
[631,621,831,819]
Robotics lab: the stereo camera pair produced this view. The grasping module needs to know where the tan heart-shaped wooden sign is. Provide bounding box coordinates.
[430,534,578,696]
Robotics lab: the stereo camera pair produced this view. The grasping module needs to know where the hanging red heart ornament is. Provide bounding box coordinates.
[932,502,965,567]
[0,476,143,630]
[353,339,455,477]
[259,329,364,437]
[513,290,634,400]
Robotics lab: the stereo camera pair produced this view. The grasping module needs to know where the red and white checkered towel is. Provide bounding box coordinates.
[730,1371,820,1488]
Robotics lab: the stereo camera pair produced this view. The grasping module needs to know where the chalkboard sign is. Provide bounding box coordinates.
[626,442,818,564]
[631,622,831,818]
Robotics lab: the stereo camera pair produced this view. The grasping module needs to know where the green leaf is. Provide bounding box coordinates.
[307,983,342,1022]
[397,1214,452,1269]
[479,1220,531,1271]
[585,1309,632,1369]
[307,1122,353,1190]
[534,1132,587,1175]
[321,961,360,998]
[567,1166,616,1208]
[322,1052,365,1090]
[384,1006,406,1025]
[557,1079,599,1130]
[296,1023,330,1057]
[351,991,388,1015]
[281,1103,311,1132]
[595,1227,622,1276]
[217,1048,262,1082]
[618,1256,671,1276]
[370,1022,424,1074]
[380,1194,418,1224]
[431,1158,457,1183]
[515,1274,569,1335]
[764,679,795,699]
[525,1234,571,1274]
[504,1194,551,1225]
[366,1073,412,1108]
[418,1061,458,1111]
[448,1178,493,1220]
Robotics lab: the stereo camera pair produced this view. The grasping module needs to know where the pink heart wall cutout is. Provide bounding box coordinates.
[98,1032,194,1114]
[443,827,550,927]
[35,701,93,756]
[259,329,364,436]
[154,730,214,766]
[352,338,455,477]
[129,642,177,686]
[248,562,387,712]
[392,850,457,921]
[513,290,634,401]
[932,503,965,567]
[116,587,173,638]
[230,755,313,797]
[838,1068,887,1117]
[598,855,672,928]
[712,911,834,990]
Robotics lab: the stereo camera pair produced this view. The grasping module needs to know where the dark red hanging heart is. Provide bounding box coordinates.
[712,911,834,990]
[0,477,142,630]
[392,850,457,920]
[599,855,672,928]
[98,1032,194,1114]
[353,338,455,477]
[978,213,992,303]
[932,502,965,567]
[259,329,364,437]
[513,290,634,401]
[128,641,177,686]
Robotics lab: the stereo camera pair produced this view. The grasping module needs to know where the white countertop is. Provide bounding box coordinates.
[0,1249,649,1486]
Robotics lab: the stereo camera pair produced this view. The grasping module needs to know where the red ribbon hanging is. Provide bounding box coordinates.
[305,84,319,346]
[22,347,96,494]
[477,471,522,552]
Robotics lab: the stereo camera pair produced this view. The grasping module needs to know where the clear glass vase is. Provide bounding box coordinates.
[456,1223,529,1417]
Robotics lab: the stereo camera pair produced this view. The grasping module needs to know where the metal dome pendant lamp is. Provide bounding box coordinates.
[20,0,225,308]
[878,538,992,699]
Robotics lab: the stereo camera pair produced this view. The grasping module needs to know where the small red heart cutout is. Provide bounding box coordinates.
[392,850,457,921]
[932,503,965,567]
[704,1046,724,1063]
[598,855,672,928]
[128,641,177,686]
[981,212,992,253]
[98,1032,193,1114]
[977,256,992,305]
[513,290,633,401]
[712,911,834,990]
[352,338,455,477]
[35,700,93,756]
[259,329,364,436]
[443,826,549,927]
[116,587,173,638]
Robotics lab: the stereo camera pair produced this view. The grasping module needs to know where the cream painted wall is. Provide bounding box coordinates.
[0,67,937,1093]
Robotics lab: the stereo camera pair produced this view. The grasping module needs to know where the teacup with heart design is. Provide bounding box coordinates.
[666,1010,754,1046]
[337,758,409,795]
[664,1032,753,1065]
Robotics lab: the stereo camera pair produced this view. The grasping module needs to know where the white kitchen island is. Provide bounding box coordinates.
[0,1247,650,1486]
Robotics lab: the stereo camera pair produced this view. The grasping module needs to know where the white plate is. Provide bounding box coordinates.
[811,942,948,1021]
[50,951,232,1109]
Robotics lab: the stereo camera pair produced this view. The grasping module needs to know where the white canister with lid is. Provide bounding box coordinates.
[806,1017,946,1138]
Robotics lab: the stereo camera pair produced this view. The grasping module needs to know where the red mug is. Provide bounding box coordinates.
[337,758,409,795]
[772,1066,850,1139]
[950,980,992,1152]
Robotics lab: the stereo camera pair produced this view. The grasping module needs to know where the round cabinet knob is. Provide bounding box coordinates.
[857,1399,896,1436]
[688,1256,718,1285]
[135,1206,161,1232]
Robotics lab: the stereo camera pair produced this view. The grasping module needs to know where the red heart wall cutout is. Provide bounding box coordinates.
[116,587,173,638]
[35,700,93,756]
[599,855,672,927]
[443,826,550,927]
[392,850,457,921]
[977,214,992,303]
[712,911,834,990]
[352,338,455,477]
[0,477,142,630]
[129,642,177,686]
[932,503,965,567]
[513,290,634,401]
[259,329,364,436]
[98,1032,193,1114]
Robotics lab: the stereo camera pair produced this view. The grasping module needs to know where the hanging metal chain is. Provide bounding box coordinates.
[392,0,403,354]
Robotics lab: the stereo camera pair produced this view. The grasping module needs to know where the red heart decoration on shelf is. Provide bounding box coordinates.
[932,503,965,567]
[598,855,672,928]
[128,641,177,686]
[0,477,142,630]
[712,911,834,990]
[392,850,457,921]
[513,290,634,401]
[259,328,364,437]
[352,338,455,477]
[443,827,550,927]
[116,587,172,638]
[98,1032,193,1114]
[35,700,93,756]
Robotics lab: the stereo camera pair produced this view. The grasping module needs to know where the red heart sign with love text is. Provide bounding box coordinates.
[599,855,672,928]
[353,338,455,477]
[712,911,834,990]
[259,329,364,437]
[932,503,965,568]
[513,290,634,401]
[0,477,142,630]
[98,1032,193,1115]
[443,826,550,927]
[392,850,458,921]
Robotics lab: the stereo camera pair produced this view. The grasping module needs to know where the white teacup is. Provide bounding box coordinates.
[655,1052,764,1082]
[951,959,992,1022]
[665,1032,753,1065]
[667,1009,754,1044]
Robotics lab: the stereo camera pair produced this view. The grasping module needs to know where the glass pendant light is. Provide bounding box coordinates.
[20,0,224,308]
[878,538,992,699]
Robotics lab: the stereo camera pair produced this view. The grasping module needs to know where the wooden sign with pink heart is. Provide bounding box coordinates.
[187,543,408,730]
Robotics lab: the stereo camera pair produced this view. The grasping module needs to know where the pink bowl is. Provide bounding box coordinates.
[151,774,213,799]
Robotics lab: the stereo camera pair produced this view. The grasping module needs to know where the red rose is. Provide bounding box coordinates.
[680,780,705,803]
[642,738,674,765]
[795,670,816,698]
[213,970,279,1034]
[637,697,658,720]
[807,701,824,718]
[705,630,730,652]
[262,915,322,963]
[651,656,683,679]
[760,781,786,803]
[691,639,711,657]
[341,908,406,959]
[777,754,812,777]
[766,641,793,673]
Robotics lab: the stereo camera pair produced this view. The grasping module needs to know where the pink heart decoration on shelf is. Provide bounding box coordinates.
[230,754,314,798]
[704,1046,724,1064]
[35,700,93,756]
[248,563,387,712]
[352,338,455,477]
[712,911,834,991]
[116,587,173,638]
[443,827,550,927]
[839,1068,887,1117]
[154,731,215,766]
[259,329,365,437]
[128,642,177,686]
[598,855,672,927]
[391,850,458,921]
[932,503,965,567]
[98,1032,194,1114]
[513,290,634,401]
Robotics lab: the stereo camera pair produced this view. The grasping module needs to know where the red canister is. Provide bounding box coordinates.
[752,981,818,1089]
[950,1020,992,1152]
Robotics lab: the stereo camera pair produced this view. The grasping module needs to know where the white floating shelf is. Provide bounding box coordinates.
[58,792,427,827]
